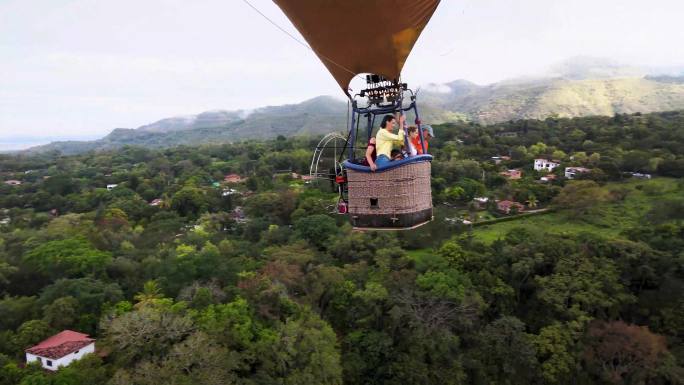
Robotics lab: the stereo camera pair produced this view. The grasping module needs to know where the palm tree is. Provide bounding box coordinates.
[527,195,538,209]
[159,193,172,210]
[134,280,164,308]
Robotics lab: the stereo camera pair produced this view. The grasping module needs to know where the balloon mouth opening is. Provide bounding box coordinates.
[349,73,407,108]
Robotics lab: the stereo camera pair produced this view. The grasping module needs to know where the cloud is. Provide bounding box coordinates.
[3,0,684,140]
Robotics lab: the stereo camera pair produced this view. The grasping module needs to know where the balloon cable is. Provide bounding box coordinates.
[241,0,363,81]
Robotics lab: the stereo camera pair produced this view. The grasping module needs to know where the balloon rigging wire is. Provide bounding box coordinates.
[241,0,364,83]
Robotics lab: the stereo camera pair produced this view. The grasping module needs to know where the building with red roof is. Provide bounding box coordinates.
[565,167,591,179]
[500,169,522,180]
[224,174,244,183]
[496,200,525,214]
[25,330,95,371]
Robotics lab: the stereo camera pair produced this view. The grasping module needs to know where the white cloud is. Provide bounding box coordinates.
[2,0,684,140]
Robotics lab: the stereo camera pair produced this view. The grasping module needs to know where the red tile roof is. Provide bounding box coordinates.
[224,174,244,182]
[26,330,94,359]
[497,200,525,211]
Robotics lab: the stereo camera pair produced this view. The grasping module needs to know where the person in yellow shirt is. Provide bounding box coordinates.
[374,114,405,169]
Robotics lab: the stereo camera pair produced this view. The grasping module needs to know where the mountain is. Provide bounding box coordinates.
[25,96,349,155]
[421,76,684,124]
[22,58,684,155]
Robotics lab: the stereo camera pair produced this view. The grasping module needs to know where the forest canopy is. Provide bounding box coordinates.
[0,110,683,385]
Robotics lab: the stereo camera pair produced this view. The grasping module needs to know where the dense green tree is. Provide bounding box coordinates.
[535,253,633,320]
[171,185,207,217]
[42,296,79,330]
[11,320,52,353]
[255,309,343,385]
[470,316,539,384]
[552,180,611,217]
[109,332,240,385]
[0,296,37,331]
[294,214,337,249]
[38,278,123,319]
[103,301,194,365]
[23,238,111,278]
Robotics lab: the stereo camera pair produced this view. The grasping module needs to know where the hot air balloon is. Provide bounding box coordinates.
[274,0,440,229]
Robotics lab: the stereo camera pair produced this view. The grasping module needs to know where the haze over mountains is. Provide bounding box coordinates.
[19,57,684,155]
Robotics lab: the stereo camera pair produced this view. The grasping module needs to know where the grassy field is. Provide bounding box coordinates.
[472,177,682,243]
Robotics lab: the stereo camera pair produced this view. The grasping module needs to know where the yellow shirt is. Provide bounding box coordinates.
[375,128,405,158]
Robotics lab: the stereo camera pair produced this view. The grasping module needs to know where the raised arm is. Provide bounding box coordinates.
[366,137,377,171]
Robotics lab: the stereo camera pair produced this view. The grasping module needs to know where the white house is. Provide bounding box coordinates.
[106,184,118,191]
[631,172,652,179]
[25,330,95,371]
[565,167,591,179]
[534,159,560,172]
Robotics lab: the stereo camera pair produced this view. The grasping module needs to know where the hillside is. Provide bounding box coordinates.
[422,77,684,124]
[26,96,349,155]
[22,60,684,155]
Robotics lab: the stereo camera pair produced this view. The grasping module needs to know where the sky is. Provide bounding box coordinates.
[1,0,684,149]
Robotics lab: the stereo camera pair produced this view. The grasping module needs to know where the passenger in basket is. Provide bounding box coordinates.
[391,149,403,161]
[361,137,377,170]
[417,124,435,154]
[374,114,405,169]
[407,126,419,156]
[409,125,434,155]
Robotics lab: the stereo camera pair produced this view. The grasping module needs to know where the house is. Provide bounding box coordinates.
[500,169,522,179]
[222,188,239,197]
[491,156,511,165]
[496,200,525,214]
[565,167,591,179]
[534,159,560,172]
[25,330,95,371]
[149,198,163,206]
[473,197,489,209]
[540,174,557,183]
[4,180,22,186]
[224,174,244,183]
[106,184,118,191]
[445,217,472,225]
[631,172,652,179]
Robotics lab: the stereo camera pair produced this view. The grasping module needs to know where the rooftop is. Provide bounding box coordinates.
[26,330,94,359]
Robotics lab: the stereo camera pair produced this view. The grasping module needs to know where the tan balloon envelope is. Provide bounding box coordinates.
[272,0,440,95]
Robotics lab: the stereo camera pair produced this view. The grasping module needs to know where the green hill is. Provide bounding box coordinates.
[23,68,684,155]
[423,77,684,124]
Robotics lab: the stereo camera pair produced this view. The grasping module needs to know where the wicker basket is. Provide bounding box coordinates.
[345,160,432,229]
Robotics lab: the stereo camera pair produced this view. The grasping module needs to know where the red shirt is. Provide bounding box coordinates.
[411,136,428,155]
[361,142,376,166]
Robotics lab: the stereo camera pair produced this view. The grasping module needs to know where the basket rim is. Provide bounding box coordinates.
[343,154,432,173]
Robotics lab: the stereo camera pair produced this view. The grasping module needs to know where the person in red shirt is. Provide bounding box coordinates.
[410,125,433,155]
[361,137,377,170]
